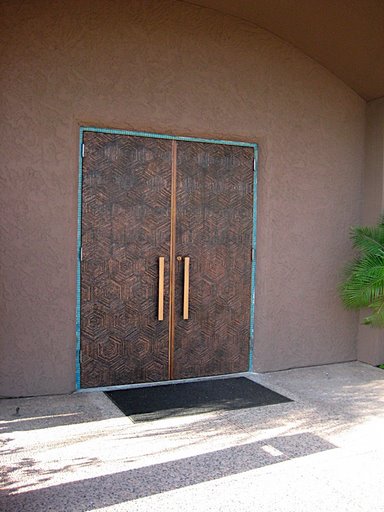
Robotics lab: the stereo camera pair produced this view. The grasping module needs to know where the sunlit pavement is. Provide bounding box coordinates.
[1,361,384,511]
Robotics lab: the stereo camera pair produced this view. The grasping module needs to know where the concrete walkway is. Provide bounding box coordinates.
[1,362,384,511]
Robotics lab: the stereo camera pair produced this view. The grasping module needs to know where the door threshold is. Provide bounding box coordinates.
[76,371,253,393]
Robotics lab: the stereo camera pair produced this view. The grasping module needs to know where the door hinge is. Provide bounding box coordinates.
[251,247,255,261]
[80,246,83,261]
[79,351,83,364]
[82,143,85,158]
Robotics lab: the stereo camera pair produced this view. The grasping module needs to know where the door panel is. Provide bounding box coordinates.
[80,133,172,387]
[173,141,254,379]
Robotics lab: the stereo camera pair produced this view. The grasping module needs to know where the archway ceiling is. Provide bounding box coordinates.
[182,0,384,101]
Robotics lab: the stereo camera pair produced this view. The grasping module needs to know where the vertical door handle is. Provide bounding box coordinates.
[158,257,165,321]
[183,257,190,320]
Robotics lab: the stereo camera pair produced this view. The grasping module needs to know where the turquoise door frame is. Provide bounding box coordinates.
[76,126,258,389]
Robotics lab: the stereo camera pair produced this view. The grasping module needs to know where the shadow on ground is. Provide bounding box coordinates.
[0,432,335,512]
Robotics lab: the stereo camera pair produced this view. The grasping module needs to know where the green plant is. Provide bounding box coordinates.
[339,216,384,327]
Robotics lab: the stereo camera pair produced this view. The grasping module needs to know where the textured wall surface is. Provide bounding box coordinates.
[0,0,365,396]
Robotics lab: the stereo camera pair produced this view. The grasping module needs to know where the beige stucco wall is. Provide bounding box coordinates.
[357,98,384,365]
[0,0,365,396]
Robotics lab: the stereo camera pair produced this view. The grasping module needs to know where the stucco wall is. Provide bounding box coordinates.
[0,0,365,396]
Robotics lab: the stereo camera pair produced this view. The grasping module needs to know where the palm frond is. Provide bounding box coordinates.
[351,226,384,256]
[340,255,384,308]
[339,217,384,326]
[362,297,384,327]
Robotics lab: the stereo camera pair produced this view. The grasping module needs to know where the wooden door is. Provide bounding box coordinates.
[80,131,254,388]
[173,141,254,379]
[80,132,172,387]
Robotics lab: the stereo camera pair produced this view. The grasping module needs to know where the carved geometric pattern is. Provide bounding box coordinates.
[80,133,172,387]
[80,133,253,387]
[173,141,253,379]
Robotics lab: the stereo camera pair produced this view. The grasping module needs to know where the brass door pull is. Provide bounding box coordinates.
[158,256,165,321]
[183,257,190,320]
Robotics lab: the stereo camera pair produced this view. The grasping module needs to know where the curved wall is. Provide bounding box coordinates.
[0,0,365,395]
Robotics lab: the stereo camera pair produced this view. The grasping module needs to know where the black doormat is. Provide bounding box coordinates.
[105,377,292,422]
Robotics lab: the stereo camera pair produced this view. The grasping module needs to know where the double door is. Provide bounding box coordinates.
[80,131,254,388]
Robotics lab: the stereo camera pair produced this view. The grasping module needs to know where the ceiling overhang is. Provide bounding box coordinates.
[182,0,384,101]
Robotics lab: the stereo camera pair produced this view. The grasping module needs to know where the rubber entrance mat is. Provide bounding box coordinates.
[105,377,292,422]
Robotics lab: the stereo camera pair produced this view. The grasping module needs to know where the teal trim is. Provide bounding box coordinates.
[76,126,258,388]
[249,146,258,372]
[80,126,256,148]
[75,131,84,389]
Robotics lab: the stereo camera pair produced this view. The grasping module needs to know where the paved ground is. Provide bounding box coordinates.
[1,361,384,511]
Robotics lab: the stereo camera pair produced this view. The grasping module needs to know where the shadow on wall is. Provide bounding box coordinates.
[0,432,335,511]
